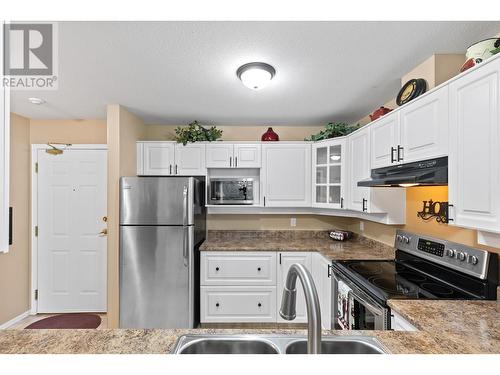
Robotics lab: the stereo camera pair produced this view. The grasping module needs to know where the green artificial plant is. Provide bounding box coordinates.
[174,121,223,145]
[305,122,359,142]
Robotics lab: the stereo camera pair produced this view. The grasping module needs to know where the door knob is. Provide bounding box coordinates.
[99,229,108,236]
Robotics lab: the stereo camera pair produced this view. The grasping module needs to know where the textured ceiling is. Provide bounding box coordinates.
[10,21,500,125]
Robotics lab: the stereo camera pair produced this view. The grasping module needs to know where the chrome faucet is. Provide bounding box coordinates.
[279,263,322,354]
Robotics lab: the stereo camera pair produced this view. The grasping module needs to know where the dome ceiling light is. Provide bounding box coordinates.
[236,62,276,91]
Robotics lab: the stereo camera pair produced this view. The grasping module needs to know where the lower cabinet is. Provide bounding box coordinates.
[200,251,331,327]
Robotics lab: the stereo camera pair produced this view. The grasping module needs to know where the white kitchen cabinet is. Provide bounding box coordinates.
[206,143,234,168]
[262,143,312,207]
[206,143,261,168]
[391,310,418,331]
[201,252,276,286]
[312,138,347,209]
[277,252,312,323]
[347,126,371,212]
[200,286,277,323]
[234,144,261,168]
[312,253,332,329]
[370,112,400,169]
[399,86,449,164]
[448,57,500,233]
[137,141,206,176]
[139,142,175,175]
[174,143,206,175]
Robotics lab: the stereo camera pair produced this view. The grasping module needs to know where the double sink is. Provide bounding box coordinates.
[171,335,387,354]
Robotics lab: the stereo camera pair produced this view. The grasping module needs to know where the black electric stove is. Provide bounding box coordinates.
[331,230,498,330]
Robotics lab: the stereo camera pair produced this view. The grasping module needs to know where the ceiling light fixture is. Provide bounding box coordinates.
[236,62,276,91]
[28,97,46,105]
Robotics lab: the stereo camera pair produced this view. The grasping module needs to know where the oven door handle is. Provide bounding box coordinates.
[348,290,383,317]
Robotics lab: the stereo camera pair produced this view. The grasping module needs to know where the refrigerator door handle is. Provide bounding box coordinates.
[183,226,189,267]
[182,185,188,226]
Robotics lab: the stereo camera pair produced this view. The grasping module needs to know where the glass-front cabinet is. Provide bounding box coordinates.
[312,138,347,209]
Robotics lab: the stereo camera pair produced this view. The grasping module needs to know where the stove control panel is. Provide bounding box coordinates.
[395,230,491,280]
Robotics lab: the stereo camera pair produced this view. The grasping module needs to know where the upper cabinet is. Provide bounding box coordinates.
[175,143,206,175]
[370,112,400,169]
[370,87,449,169]
[137,142,206,176]
[347,126,371,212]
[262,143,311,207]
[448,57,500,233]
[399,86,448,164]
[206,143,261,168]
[312,138,347,209]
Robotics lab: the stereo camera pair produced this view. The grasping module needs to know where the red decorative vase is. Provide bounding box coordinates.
[261,127,279,141]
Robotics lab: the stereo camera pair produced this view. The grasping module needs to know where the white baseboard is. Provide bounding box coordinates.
[0,310,31,329]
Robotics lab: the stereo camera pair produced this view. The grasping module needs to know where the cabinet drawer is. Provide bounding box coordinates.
[201,252,276,286]
[200,286,277,323]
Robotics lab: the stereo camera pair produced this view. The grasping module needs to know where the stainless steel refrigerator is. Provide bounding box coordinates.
[119,176,206,328]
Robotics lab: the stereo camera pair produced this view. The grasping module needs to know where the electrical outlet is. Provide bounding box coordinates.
[360,221,364,232]
[290,217,297,227]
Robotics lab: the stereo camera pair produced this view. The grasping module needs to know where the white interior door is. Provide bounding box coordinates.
[36,148,107,312]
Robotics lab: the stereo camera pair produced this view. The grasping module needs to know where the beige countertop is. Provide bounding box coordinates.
[199,230,395,261]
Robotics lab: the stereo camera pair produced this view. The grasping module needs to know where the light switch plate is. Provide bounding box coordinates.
[290,217,297,227]
[359,221,364,232]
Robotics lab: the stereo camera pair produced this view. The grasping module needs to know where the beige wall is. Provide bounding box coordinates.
[29,119,106,144]
[0,114,30,325]
[357,54,464,126]
[144,125,324,141]
[106,105,146,328]
[207,214,352,231]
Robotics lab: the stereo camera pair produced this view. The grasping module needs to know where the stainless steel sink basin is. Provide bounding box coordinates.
[174,336,279,354]
[171,335,387,354]
[285,338,385,354]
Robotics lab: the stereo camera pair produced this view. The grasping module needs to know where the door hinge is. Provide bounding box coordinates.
[35,162,38,173]
[35,226,38,237]
[34,289,38,300]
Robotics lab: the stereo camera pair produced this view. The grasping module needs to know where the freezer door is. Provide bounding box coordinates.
[120,177,194,225]
[119,225,195,328]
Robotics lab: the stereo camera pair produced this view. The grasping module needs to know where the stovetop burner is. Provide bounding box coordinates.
[338,258,477,301]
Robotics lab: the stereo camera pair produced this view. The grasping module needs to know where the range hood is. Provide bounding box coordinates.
[358,157,448,187]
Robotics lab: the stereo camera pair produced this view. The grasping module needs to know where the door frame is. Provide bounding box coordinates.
[30,144,108,314]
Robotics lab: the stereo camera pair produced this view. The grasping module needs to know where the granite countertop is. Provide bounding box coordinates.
[199,230,395,261]
[1,231,497,354]
[1,299,497,354]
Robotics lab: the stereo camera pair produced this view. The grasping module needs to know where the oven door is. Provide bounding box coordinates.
[332,268,390,330]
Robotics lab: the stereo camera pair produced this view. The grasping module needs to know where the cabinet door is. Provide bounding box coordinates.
[312,139,346,209]
[449,58,500,232]
[262,143,312,207]
[370,112,400,169]
[312,253,332,329]
[234,144,261,168]
[277,252,312,323]
[206,144,234,168]
[174,143,206,175]
[400,86,449,163]
[142,142,175,175]
[348,127,371,212]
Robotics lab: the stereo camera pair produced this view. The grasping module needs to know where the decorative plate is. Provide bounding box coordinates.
[397,78,427,106]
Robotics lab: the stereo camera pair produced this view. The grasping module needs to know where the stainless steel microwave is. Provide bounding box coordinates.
[209,178,254,205]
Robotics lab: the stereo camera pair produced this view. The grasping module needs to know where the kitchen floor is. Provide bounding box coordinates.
[8,314,108,329]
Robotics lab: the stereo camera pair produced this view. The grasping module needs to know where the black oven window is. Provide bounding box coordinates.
[353,300,376,330]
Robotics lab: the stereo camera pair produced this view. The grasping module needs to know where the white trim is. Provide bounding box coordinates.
[0,21,10,253]
[30,144,107,314]
[0,310,30,329]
